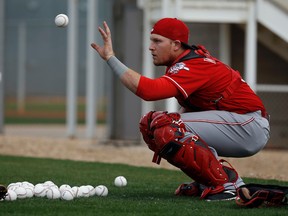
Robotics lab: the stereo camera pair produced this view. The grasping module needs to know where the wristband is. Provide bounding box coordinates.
[107,56,128,77]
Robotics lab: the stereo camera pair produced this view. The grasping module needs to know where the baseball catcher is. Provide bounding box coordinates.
[92,18,270,201]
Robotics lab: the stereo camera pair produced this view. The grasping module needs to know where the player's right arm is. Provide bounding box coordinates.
[91,21,179,100]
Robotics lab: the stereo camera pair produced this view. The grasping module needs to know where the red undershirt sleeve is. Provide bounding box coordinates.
[136,76,179,101]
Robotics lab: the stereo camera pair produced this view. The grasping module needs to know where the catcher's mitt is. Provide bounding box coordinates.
[236,183,288,208]
[0,185,7,200]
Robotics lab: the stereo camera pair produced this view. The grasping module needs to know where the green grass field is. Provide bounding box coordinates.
[0,155,287,216]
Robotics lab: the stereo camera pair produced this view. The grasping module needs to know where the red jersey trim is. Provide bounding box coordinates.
[162,75,189,98]
[182,117,255,126]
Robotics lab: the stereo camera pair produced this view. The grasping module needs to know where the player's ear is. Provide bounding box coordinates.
[172,40,182,50]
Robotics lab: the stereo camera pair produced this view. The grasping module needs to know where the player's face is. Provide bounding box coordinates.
[149,34,175,66]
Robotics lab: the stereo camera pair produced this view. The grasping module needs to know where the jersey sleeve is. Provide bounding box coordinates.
[136,76,179,101]
[163,65,211,99]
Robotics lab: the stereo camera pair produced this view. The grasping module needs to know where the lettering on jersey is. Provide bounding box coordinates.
[167,62,189,74]
[204,58,216,64]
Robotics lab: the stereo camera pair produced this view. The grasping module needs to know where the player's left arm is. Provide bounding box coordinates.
[136,76,179,100]
[91,21,141,94]
[91,21,180,99]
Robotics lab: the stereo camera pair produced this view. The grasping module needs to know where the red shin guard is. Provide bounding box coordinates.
[161,138,237,189]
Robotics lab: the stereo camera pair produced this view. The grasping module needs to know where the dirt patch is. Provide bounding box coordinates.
[0,125,287,182]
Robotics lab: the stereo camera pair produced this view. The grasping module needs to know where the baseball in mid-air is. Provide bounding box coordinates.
[55,14,69,27]
[114,176,127,187]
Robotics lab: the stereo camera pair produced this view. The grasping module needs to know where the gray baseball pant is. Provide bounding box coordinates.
[180,110,270,158]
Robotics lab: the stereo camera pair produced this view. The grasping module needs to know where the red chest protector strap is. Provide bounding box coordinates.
[179,45,244,109]
[211,69,243,107]
[193,45,243,105]
[221,69,243,99]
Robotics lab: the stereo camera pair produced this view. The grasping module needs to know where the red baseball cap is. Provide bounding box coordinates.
[151,18,189,44]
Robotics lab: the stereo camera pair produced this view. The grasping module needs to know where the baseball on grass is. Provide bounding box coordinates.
[114,176,127,187]
[46,187,61,199]
[61,189,74,201]
[95,185,108,197]
[14,187,27,199]
[5,190,17,201]
[79,186,90,197]
[55,14,69,27]
[34,184,46,197]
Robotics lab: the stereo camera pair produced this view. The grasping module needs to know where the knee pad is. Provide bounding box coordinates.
[139,111,165,151]
[151,112,186,151]
[139,111,187,152]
